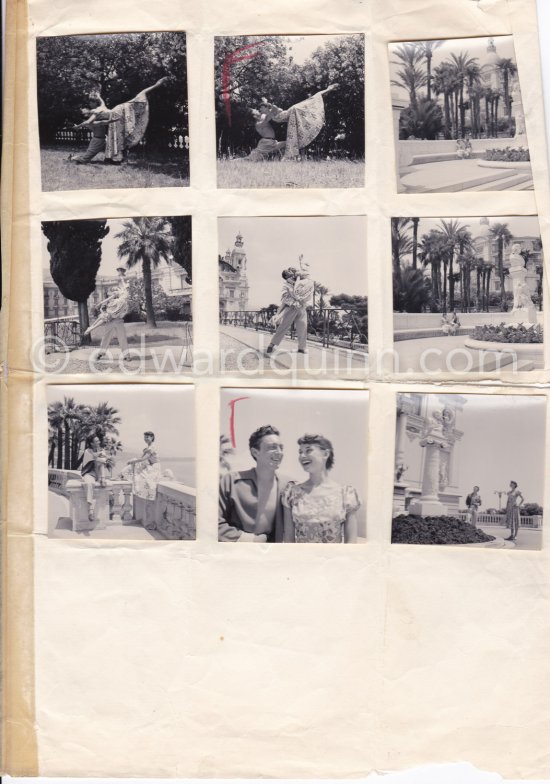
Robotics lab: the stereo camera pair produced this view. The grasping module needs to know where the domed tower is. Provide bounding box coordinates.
[230,232,247,274]
[482,38,501,91]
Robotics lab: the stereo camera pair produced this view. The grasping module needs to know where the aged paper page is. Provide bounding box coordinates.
[3,0,550,778]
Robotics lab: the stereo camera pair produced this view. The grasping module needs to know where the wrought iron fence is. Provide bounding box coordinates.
[44,316,81,350]
[219,308,368,351]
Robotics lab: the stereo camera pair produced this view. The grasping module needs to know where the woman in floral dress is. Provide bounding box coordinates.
[282,434,360,543]
[121,431,163,501]
[504,480,524,541]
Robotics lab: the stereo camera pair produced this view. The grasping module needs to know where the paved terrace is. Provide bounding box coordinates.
[219,324,368,375]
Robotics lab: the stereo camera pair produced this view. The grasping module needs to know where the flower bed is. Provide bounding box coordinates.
[471,323,543,344]
[392,514,496,545]
[484,147,530,162]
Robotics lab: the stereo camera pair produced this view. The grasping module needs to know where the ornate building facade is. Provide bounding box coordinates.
[218,232,249,315]
[43,258,192,321]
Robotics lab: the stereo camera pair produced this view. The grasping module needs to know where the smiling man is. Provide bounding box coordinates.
[218,425,289,542]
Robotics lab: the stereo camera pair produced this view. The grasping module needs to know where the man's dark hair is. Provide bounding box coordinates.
[144,431,155,441]
[282,267,298,280]
[249,425,280,457]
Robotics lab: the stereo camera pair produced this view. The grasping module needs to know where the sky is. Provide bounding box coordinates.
[396,215,543,265]
[220,388,369,529]
[41,218,176,279]
[47,384,195,459]
[403,393,546,505]
[389,34,518,102]
[219,216,367,310]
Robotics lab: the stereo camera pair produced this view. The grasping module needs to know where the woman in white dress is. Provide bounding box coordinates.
[121,431,163,501]
[282,434,360,543]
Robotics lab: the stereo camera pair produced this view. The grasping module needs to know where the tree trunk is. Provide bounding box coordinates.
[498,240,506,311]
[142,256,157,328]
[427,55,432,102]
[78,301,91,346]
[56,426,63,468]
[64,426,71,470]
[412,219,419,270]
[449,252,455,312]
[443,92,451,139]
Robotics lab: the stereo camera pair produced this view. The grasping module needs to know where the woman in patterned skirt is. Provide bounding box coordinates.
[504,480,524,541]
[282,434,360,543]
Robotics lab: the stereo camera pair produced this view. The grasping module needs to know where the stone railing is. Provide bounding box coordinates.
[459,512,543,529]
[134,481,196,540]
[48,468,83,497]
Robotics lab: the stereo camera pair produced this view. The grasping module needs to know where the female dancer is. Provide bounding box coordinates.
[248,83,339,161]
[504,480,524,541]
[282,434,360,543]
[121,431,162,501]
[83,266,130,359]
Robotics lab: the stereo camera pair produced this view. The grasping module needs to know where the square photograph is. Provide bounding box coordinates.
[46,385,196,540]
[36,32,189,191]
[215,34,365,188]
[218,216,368,376]
[389,36,533,193]
[40,215,192,375]
[392,392,545,550]
[219,388,369,544]
[391,215,544,374]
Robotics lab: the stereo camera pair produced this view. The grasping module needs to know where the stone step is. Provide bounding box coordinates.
[406,167,531,193]
[469,352,516,373]
[468,172,534,191]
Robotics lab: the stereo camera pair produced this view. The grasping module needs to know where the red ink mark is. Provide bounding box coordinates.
[221,41,267,126]
[228,397,249,448]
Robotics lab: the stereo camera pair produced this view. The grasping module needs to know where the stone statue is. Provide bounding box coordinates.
[509,243,537,323]
[395,462,408,481]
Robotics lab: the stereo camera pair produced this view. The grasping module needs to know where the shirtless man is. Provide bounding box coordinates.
[218,425,289,542]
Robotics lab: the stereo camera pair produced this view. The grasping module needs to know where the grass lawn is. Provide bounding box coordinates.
[217,157,364,189]
[40,146,190,191]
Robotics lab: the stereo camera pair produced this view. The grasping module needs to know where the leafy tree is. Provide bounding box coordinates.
[48,397,121,470]
[329,293,368,343]
[167,216,192,282]
[497,57,517,133]
[116,217,174,328]
[391,218,413,306]
[391,43,426,109]
[123,277,170,323]
[42,219,110,341]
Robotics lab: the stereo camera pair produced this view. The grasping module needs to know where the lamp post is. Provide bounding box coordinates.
[494,489,506,511]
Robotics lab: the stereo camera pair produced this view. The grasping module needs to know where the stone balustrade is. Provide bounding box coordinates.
[64,479,133,533]
[133,481,196,540]
[459,512,543,529]
[48,468,83,497]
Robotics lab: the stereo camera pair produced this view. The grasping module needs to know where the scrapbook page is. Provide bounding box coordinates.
[2,0,550,779]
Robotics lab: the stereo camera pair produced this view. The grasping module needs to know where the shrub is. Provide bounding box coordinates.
[521,503,543,517]
[484,147,530,162]
[392,514,495,545]
[471,322,543,344]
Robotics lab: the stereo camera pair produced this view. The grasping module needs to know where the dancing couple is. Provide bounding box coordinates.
[219,425,360,544]
[83,266,132,360]
[247,83,339,162]
[69,76,169,165]
[266,255,314,355]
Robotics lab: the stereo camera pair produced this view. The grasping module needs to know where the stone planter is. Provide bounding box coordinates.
[464,337,543,369]
[477,160,532,171]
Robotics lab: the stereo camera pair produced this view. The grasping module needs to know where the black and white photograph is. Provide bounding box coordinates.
[219,388,369,543]
[389,36,533,193]
[392,392,545,549]
[218,216,368,375]
[215,34,365,188]
[40,216,192,375]
[46,385,196,540]
[36,32,189,191]
[391,215,544,374]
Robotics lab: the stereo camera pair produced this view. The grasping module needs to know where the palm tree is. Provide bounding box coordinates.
[220,434,234,473]
[489,223,513,310]
[497,58,518,134]
[444,52,479,137]
[391,43,427,109]
[398,267,431,313]
[48,400,65,469]
[437,219,472,312]
[115,218,174,328]
[419,229,448,309]
[433,62,457,139]
[417,41,443,102]
[465,62,482,137]
[391,218,413,297]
